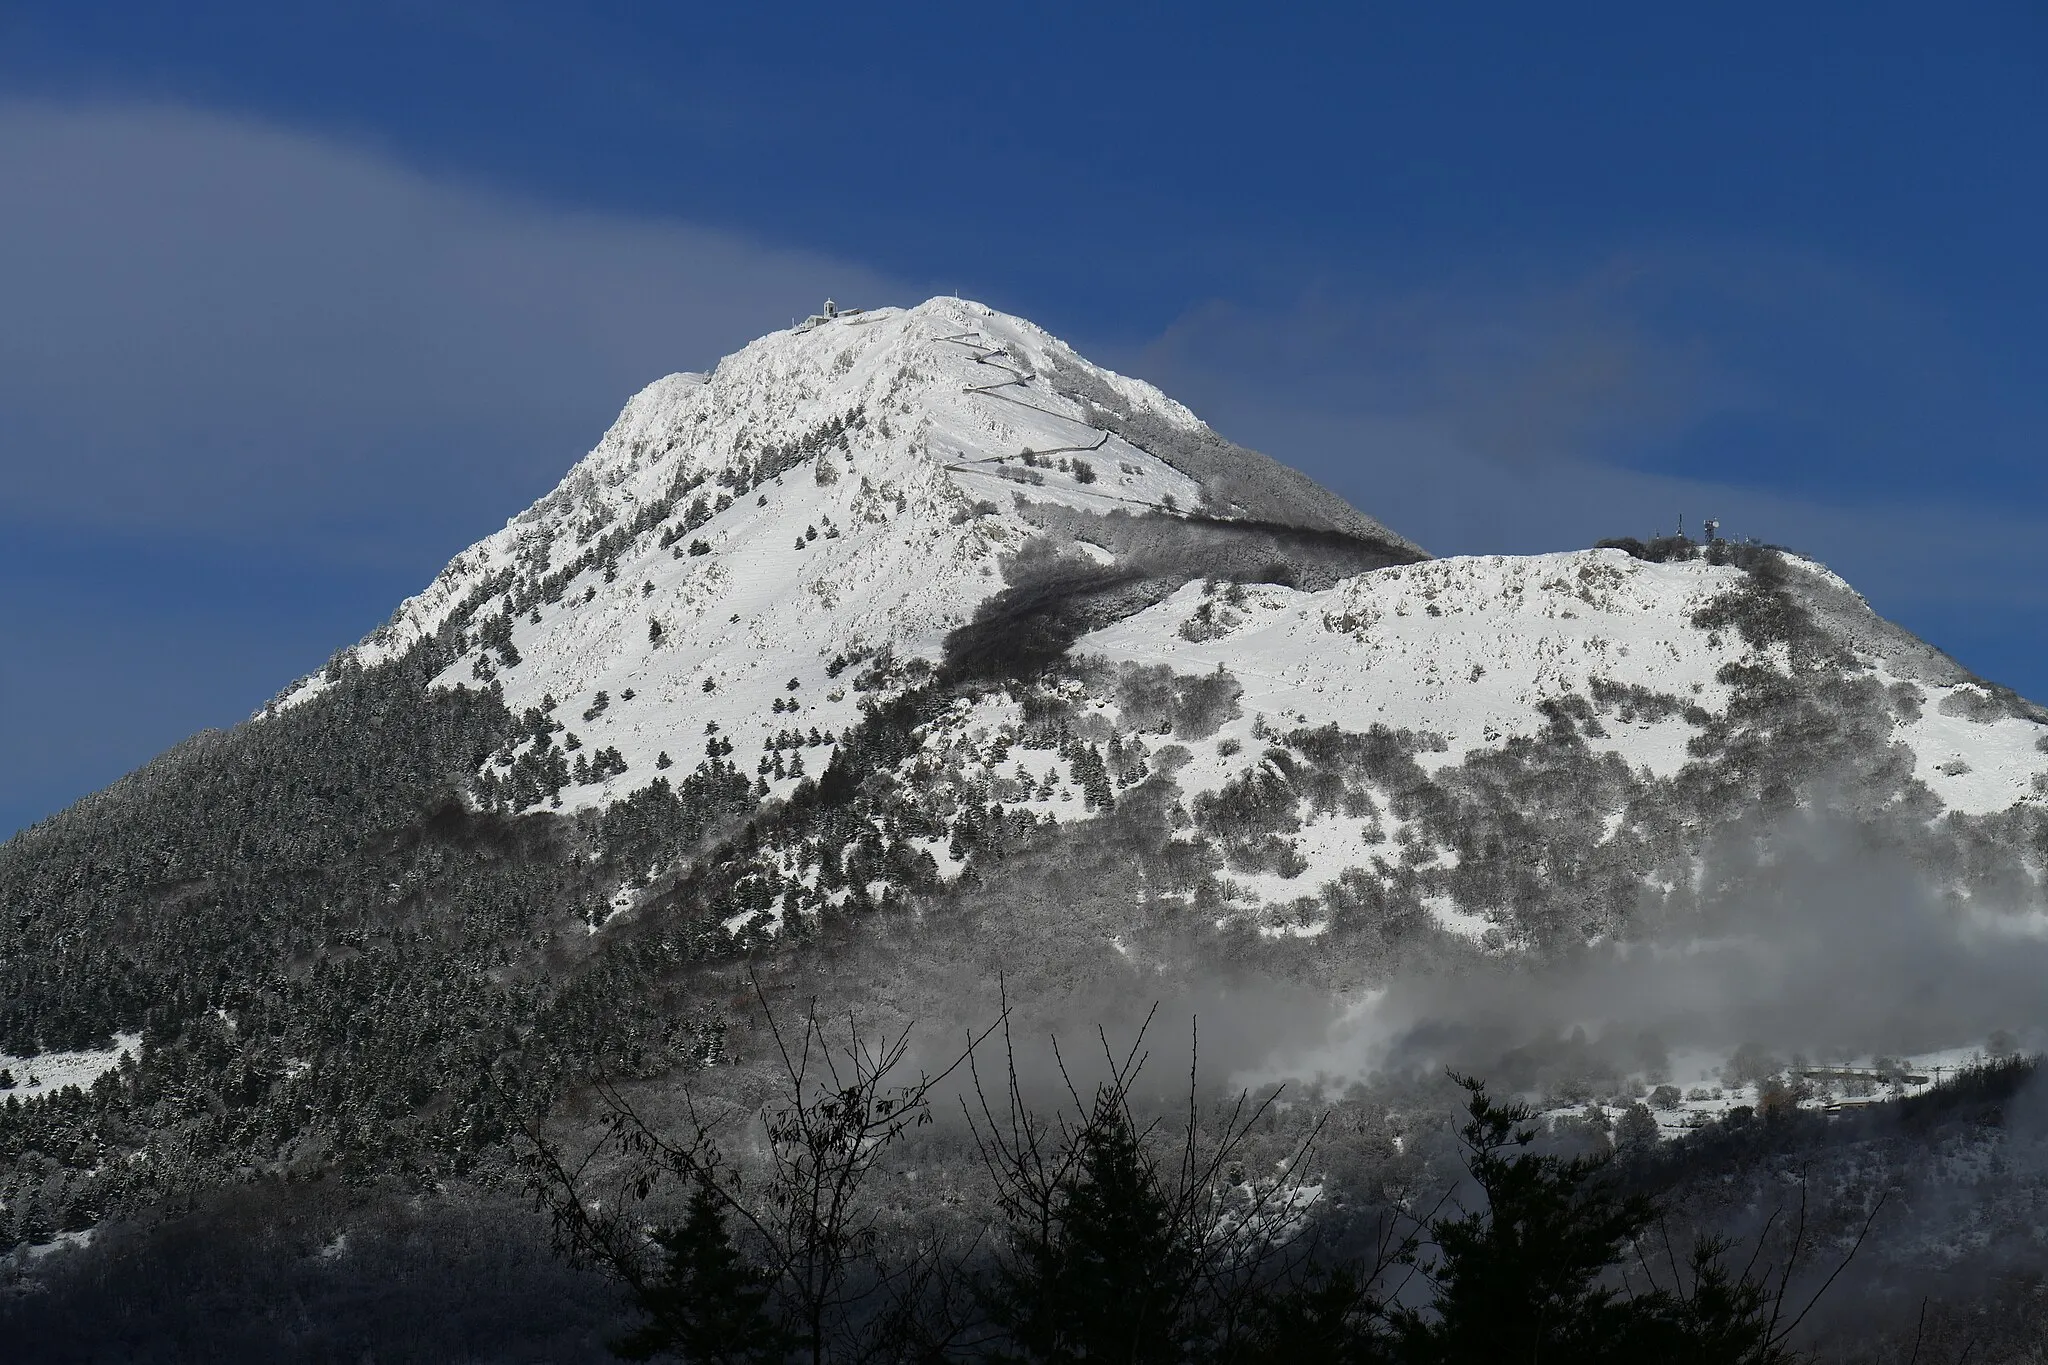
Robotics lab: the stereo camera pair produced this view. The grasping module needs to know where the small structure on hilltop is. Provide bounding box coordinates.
[794,297,862,333]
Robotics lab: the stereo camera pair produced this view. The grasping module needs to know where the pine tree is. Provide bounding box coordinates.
[610,1178,790,1364]
[1393,1077,1662,1362]
[1614,1100,1660,1157]
[1237,1265,1392,1365]
[988,1087,1199,1365]
[1389,1076,1798,1365]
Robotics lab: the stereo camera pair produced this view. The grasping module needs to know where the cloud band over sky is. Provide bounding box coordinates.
[0,101,899,556]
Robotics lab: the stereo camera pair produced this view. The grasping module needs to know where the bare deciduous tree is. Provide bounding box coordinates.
[526,977,1000,1364]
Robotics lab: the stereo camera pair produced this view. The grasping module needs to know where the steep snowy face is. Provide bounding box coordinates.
[272,297,1410,810]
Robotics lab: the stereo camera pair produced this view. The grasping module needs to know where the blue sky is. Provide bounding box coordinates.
[2,2,2044,837]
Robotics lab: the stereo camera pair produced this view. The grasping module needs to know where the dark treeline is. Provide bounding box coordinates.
[1,1050,2032,1363]
[527,999,1893,1365]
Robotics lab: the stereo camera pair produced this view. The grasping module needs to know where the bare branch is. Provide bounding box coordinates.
[1770,1189,1889,1347]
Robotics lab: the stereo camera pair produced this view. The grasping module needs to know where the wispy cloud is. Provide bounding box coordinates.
[1242,805,2048,1094]
[0,102,903,562]
[1136,265,1717,471]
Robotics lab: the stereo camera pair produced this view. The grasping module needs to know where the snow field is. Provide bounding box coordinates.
[0,1033,140,1103]
[1884,675,2048,815]
[1084,552,1757,784]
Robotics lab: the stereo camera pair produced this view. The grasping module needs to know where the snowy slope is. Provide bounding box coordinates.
[274,297,1365,810]
[273,296,2048,926]
[1083,550,2048,813]
[0,1033,139,1103]
[1085,552,1757,785]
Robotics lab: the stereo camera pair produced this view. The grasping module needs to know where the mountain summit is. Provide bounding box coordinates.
[278,296,1425,814]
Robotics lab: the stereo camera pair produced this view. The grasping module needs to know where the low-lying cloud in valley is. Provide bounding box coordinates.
[1238,806,2047,1099]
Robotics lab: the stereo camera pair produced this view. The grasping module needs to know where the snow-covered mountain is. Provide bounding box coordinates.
[277,295,2048,945]
[10,296,2048,1355]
